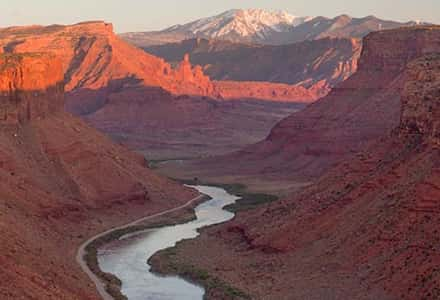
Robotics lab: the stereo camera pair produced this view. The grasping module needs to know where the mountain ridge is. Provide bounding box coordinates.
[121,10,424,47]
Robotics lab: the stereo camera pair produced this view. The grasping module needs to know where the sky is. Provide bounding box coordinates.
[1,0,439,33]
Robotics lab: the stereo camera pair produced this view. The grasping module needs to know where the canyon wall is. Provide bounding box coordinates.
[0,53,63,124]
[166,26,440,189]
[145,37,361,97]
[0,52,197,299]
[0,21,315,110]
[154,28,440,300]
[265,26,440,164]
[0,22,314,160]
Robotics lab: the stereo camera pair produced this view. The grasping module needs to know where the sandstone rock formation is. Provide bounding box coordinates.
[0,53,64,124]
[0,53,197,299]
[145,37,361,97]
[174,53,216,96]
[81,85,305,159]
[154,30,440,300]
[160,26,440,191]
[0,22,316,159]
[0,22,314,110]
[0,22,215,103]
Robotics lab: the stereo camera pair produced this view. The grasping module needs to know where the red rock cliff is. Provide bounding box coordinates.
[0,22,214,96]
[0,53,64,124]
[0,22,319,112]
[0,51,198,299]
[193,26,440,183]
[166,31,440,300]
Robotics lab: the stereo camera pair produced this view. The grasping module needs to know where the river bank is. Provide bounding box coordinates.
[78,182,279,300]
[77,193,207,300]
[149,244,251,300]
[96,186,249,300]
[173,179,279,213]
[144,182,279,299]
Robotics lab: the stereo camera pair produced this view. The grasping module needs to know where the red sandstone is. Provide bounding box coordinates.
[0,52,197,300]
[153,27,440,300]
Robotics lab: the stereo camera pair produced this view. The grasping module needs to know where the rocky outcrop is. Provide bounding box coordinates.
[399,53,440,143]
[145,37,361,97]
[174,53,216,96]
[165,26,440,188]
[0,53,64,124]
[0,53,198,299]
[176,53,193,81]
[0,22,314,106]
[156,31,440,300]
[242,52,440,251]
[0,21,215,98]
[0,22,317,160]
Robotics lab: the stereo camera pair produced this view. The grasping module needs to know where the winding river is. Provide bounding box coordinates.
[97,185,240,300]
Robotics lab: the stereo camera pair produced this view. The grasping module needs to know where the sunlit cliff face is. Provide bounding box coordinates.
[0,53,64,124]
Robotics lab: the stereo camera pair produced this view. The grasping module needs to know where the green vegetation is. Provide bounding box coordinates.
[82,177,274,299]
[146,178,274,299]
[179,264,250,299]
[152,248,250,300]
[84,225,150,300]
[81,202,203,300]
[224,192,278,212]
[173,178,279,212]
[147,157,193,170]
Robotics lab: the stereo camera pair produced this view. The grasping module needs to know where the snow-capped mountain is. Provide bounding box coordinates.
[120,9,427,47]
[165,9,312,40]
[121,9,313,46]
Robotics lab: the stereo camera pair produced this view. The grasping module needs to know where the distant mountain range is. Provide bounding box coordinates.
[120,9,424,46]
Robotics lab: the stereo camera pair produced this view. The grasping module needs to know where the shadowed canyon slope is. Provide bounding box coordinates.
[0,22,315,159]
[153,28,440,300]
[144,37,361,96]
[158,26,440,193]
[0,53,198,299]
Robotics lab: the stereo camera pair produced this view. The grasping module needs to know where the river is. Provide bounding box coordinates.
[97,185,240,300]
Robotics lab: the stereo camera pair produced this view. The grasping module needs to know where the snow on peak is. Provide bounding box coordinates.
[182,9,312,39]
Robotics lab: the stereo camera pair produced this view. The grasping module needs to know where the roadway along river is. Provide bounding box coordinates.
[98,185,240,300]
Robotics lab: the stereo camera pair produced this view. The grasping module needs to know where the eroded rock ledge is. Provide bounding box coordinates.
[0,53,64,124]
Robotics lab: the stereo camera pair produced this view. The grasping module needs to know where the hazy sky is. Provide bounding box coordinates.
[2,0,439,33]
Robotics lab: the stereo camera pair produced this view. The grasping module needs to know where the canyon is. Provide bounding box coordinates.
[158,26,440,194]
[151,27,440,299]
[0,52,198,299]
[0,9,438,300]
[0,21,317,159]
